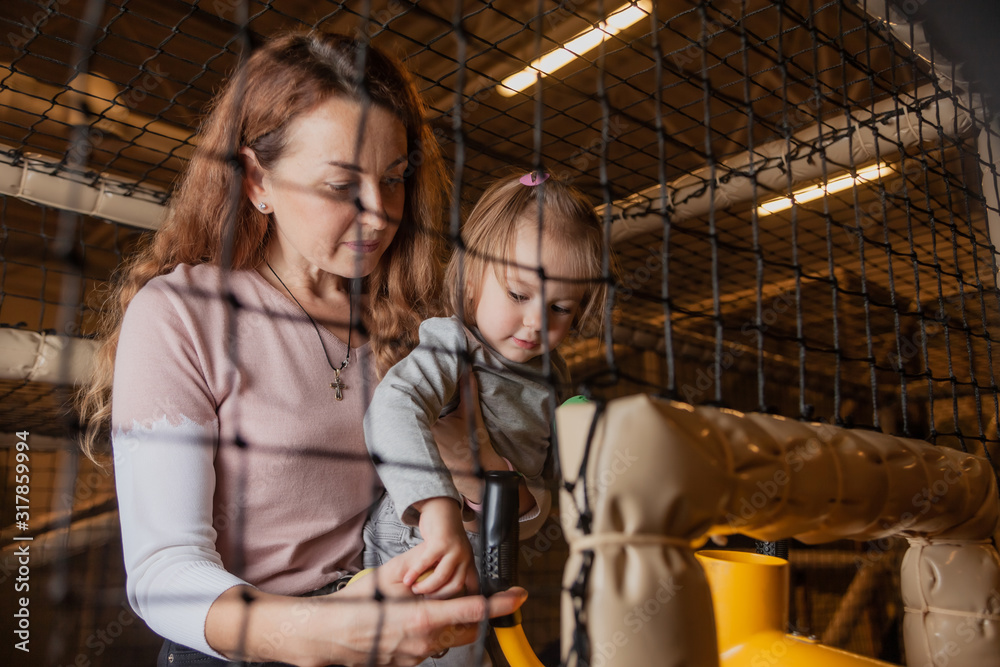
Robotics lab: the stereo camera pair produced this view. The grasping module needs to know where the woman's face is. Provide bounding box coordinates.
[255,96,409,279]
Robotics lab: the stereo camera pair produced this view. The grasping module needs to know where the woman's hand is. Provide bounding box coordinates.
[206,557,527,667]
[328,555,526,666]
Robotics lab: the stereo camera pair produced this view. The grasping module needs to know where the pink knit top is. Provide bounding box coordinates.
[111,263,379,656]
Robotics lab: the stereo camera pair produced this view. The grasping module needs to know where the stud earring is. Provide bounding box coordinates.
[258,202,267,211]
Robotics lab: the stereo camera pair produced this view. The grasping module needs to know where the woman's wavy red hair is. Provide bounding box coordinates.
[78,32,447,461]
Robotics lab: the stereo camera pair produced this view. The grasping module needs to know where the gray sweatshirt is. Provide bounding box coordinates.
[363,315,569,534]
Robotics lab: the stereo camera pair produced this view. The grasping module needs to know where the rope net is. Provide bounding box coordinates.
[0,0,997,664]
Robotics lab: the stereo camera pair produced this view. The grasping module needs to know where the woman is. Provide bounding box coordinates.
[77,31,524,666]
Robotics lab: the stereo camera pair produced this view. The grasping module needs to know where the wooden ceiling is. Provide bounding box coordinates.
[1,0,997,435]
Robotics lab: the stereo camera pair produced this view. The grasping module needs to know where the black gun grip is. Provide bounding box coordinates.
[481,470,522,627]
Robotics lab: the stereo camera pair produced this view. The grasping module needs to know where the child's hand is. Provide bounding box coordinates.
[405,497,479,598]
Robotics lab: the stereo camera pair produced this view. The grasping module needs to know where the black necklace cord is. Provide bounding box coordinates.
[264,259,353,375]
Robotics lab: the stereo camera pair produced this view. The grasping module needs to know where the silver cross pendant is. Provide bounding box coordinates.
[330,368,346,400]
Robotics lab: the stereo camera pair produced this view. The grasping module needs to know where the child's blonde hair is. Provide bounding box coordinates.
[445,171,609,338]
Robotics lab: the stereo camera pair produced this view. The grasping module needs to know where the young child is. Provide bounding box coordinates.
[362,171,607,659]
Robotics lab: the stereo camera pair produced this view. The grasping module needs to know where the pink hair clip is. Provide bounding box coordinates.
[519,171,550,186]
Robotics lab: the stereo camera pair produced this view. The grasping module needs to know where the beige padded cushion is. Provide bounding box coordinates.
[557,394,999,666]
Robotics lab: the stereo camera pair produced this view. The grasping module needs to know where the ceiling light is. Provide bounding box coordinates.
[497,0,653,97]
[756,162,894,216]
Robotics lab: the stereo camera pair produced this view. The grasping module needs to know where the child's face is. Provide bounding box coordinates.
[474,222,588,363]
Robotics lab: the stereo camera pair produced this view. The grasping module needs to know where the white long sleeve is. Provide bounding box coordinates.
[114,416,247,657]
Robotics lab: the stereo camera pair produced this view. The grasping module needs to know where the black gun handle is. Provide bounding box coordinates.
[481,470,522,627]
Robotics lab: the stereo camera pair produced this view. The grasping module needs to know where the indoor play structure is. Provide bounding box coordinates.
[554,395,999,666]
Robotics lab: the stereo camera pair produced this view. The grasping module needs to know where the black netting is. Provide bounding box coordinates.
[1,0,998,665]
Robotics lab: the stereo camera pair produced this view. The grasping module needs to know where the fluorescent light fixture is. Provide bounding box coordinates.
[497,0,653,97]
[756,162,894,217]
